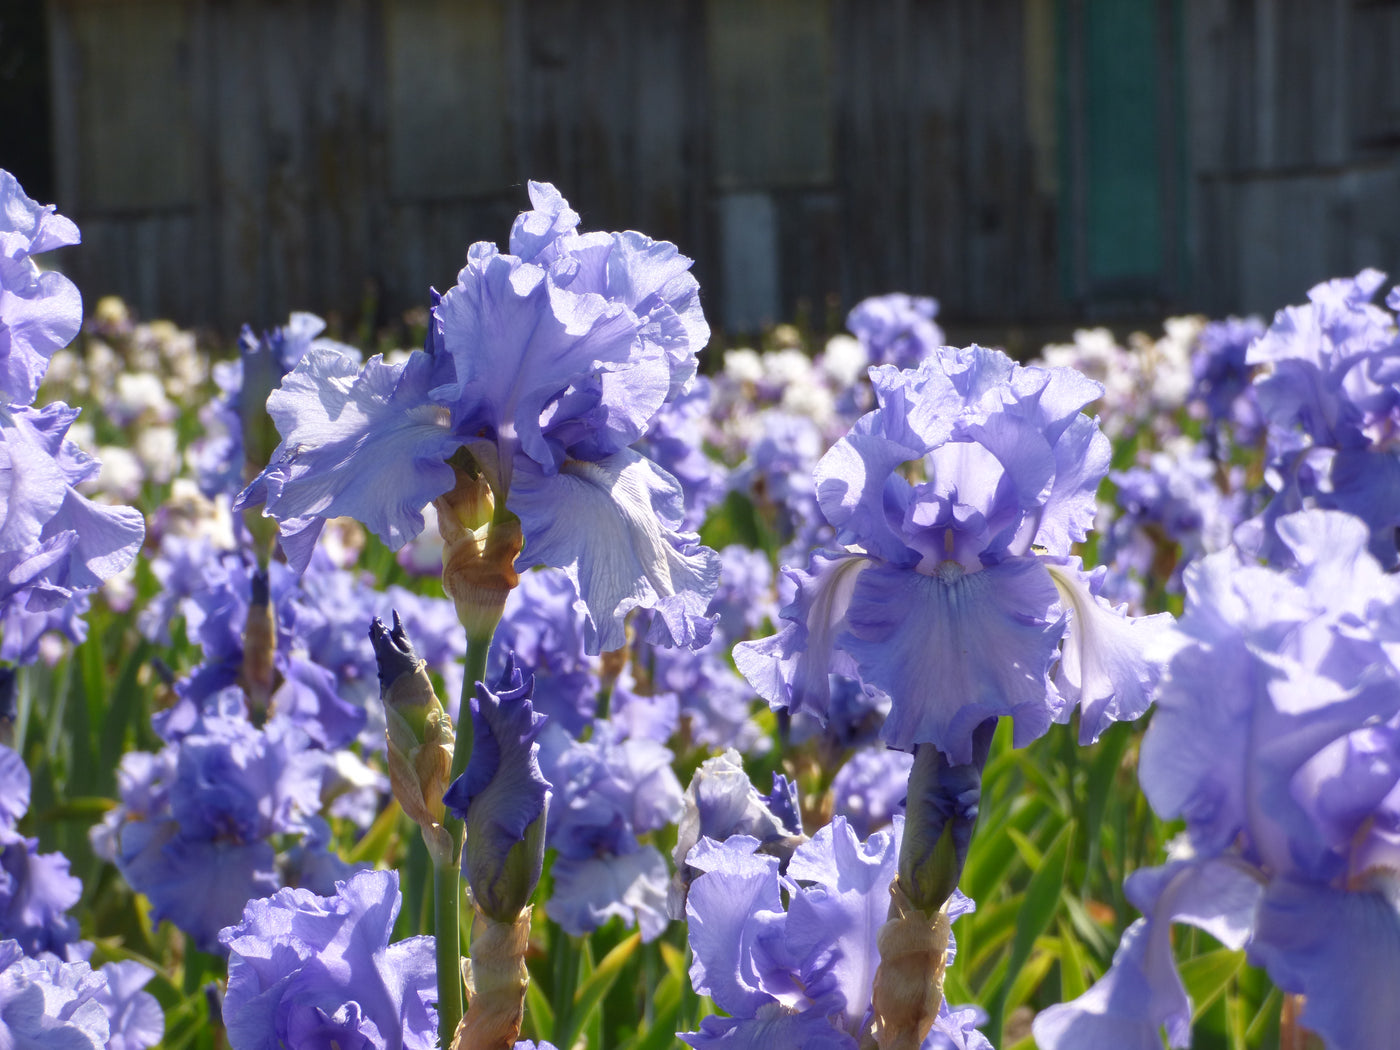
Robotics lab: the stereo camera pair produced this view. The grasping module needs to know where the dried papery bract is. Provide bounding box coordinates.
[238,567,276,713]
[869,881,952,1050]
[433,448,523,646]
[453,905,533,1050]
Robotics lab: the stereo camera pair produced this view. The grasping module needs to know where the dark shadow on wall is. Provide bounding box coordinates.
[0,2,53,201]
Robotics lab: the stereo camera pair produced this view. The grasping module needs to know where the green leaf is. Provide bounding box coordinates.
[1006,827,1044,870]
[1056,915,1093,1001]
[34,796,117,822]
[348,800,405,865]
[567,930,642,1047]
[525,974,555,1041]
[1181,947,1245,1021]
[986,820,1074,1045]
[98,639,154,795]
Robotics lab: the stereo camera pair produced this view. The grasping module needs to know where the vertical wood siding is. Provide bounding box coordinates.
[45,0,1400,335]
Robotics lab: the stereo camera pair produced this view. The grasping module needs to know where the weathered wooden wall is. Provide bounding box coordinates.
[1185,0,1400,316]
[45,0,1400,336]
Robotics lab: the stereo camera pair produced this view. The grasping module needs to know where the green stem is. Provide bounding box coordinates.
[433,860,463,1047]
[434,630,493,1047]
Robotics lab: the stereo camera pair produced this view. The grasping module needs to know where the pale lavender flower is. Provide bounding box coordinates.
[194,313,359,499]
[0,743,81,958]
[1237,270,1400,568]
[681,817,986,1049]
[219,869,436,1050]
[0,173,145,664]
[846,294,945,370]
[1036,509,1400,1050]
[0,170,81,406]
[240,182,719,653]
[0,940,110,1049]
[831,744,914,839]
[538,720,682,940]
[737,346,1170,761]
[107,713,328,953]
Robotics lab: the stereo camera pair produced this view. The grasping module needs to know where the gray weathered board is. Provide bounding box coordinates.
[45,0,1400,337]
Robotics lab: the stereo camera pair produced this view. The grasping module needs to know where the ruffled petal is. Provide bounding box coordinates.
[681,1001,858,1050]
[432,249,643,473]
[510,449,719,653]
[784,818,899,1027]
[842,560,1064,762]
[732,551,869,723]
[244,348,460,551]
[1032,857,1263,1050]
[547,847,672,942]
[0,170,83,405]
[684,837,787,1017]
[1044,557,1173,743]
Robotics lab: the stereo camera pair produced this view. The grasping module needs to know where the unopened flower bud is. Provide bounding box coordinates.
[370,612,455,864]
[443,657,550,923]
[899,725,993,917]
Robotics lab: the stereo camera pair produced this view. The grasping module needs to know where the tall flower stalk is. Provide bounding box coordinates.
[243,182,718,1044]
[736,345,1171,1045]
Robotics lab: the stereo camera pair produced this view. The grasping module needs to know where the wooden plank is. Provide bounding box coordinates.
[65,0,196,211]
[385,0,508,200]
[833,0,911,302]
[717,191,779,332]
[707,0,834,190]
[907,0,968,313]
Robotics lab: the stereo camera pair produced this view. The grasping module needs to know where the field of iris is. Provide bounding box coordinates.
[4,170,1397,1050]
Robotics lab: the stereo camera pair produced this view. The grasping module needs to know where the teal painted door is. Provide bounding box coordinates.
[1060,0,1185,305]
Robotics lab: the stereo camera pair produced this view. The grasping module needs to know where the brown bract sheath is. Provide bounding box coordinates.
[870,880,952,1050]
[452,905,533,1050]
[239,592,276,710]
[435,469,523,641]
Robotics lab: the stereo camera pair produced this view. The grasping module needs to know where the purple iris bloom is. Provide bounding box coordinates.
[1187,315,1265,442]
[846,294,946,370]
[219,868,437,1050]
[106,713,328,953]
[633,376,727,531]
[681,817,986,1049]
[488,568,600,737]
[538,720,683,940]
[195,313,360,499]
[831,744,914,840]
[0,743,81,958]
[669,748,804,919]
[1101,440,1253,599]
[1238,270,1400,567]
[729,409,830,556]
[0,173,145,663]
[145,533,461,749]
[91,960,164,1050]
[239,182,719,653]
[0,169,82,406]
[1035,509,1400,1050]
[736,346,1170,761]
[0,940,110,1049]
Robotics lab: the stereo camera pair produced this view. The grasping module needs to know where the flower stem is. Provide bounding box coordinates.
[433,859,463,1047]
[435,631,491,1047]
